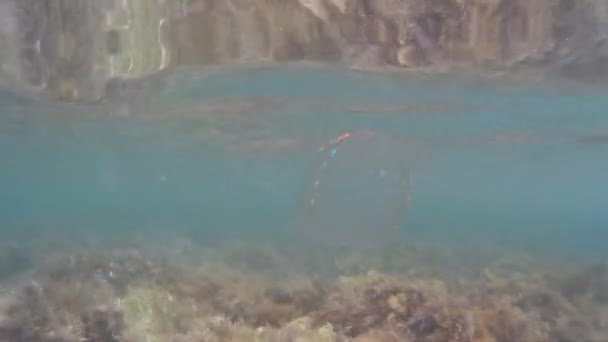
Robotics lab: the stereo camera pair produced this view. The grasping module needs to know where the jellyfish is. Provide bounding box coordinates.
[291,130,414,251]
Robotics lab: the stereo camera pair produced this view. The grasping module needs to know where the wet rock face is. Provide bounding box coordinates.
[172,0,606,85]
[334,0,467,67]
[551,0,608,82]
[6,0,110,101]
[171,0,555,68]
[0,0,606,101]
[173,0,606,79]
[171,0,340,65]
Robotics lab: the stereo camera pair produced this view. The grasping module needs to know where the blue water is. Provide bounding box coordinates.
[1,66,607,264]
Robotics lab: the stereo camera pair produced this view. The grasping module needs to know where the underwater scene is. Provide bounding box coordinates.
[0,64,607,342]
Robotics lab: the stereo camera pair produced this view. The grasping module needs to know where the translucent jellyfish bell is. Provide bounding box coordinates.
[292,130,413,250]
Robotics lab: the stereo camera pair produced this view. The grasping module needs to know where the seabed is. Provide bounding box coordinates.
[0,228,606,342]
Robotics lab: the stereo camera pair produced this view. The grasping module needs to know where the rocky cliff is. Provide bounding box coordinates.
[0,0,606,101]
[172,0,555,68]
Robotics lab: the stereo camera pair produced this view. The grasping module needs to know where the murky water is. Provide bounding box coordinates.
[1,66,607,341]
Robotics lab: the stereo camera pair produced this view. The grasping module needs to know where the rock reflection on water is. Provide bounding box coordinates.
[292,130,413,250]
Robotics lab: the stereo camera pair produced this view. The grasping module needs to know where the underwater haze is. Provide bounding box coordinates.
[1,66,608,341]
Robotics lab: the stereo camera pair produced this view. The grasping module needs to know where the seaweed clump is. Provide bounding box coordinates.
[81,306,124,342]
[170,266,325,328]
[313,271,477,341]
[0,281,80,341]
[0,248,166,341]
[547,263,608,341]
